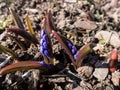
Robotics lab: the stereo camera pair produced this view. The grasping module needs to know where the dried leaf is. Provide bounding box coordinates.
[25,15,35,35]
[5,34,26,51]
[74,20,97,30]
[6,28,39,45]
[9,8,24,29]
[52,30,76,67]
[0,44,17,58]
[95,31,120,47]
[76,43,95,68]
[0,61,47,76]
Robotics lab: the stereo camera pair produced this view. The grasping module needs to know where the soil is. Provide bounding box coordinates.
[0,0,120,90]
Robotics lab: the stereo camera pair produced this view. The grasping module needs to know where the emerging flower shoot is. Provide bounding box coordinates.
[109,48,118,73]
[40,29,54,66]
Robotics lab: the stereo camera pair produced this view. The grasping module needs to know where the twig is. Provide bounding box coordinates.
[0,56,11,68]
[9,70,32,89]
[64,69,81,82]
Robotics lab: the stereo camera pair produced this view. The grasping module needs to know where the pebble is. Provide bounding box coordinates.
[111,71,120,86]
[74,20,97,30]
[57,20,66,29]
[77,66,93,79]
[80,81,93,90]
[93,83,114,90]
[0,2,6,8]
[93,63,108,81]
[73,86,83,90]
[64,0,77,3]
[30,0,36,8]
[95,30,120,48]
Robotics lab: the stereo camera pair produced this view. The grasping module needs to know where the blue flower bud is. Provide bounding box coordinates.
[74,52,78,60]
[66,40,77,60]
[40,29,53,66]
[72,46,77,54]
[66,40,72,49]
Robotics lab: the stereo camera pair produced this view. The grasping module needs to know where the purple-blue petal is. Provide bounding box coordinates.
[72,48,76,54]
[66,41,72,49]
[42,41,48,49]
[40,61,50,68]
[40,47,44,54]
[40,39,44,45]
[44,50,50,58]
[42,34,48,41]
[72,46,77,54]
[41,30,46,37]
[74,52,78,60]
[74,54,77,60]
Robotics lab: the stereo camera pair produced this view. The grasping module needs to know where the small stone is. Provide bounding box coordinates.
[0,2,6,8]
[80,81,93,90]
[95,31,120,48]
[64,0,77,3]
[93,63,108,81]
[34,52,40,59]
[111,71,120,86]
[74,20,97,30]
[25,8,39,14]
[73,86,83,90]
[77,66,93,79]
[57,20,66,29]
[93,83,114,90]
[30,0,36,8]
[106,86,113,90]
[58,10,65,20]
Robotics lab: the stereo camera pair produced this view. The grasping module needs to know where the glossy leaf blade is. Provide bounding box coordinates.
[52,30,76,67]
[9,8,24,29]
[0,61,47,76]
[0,44,17,58]
[25,15,35,35]
[76,43,95,68]
[6,28,39,45]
